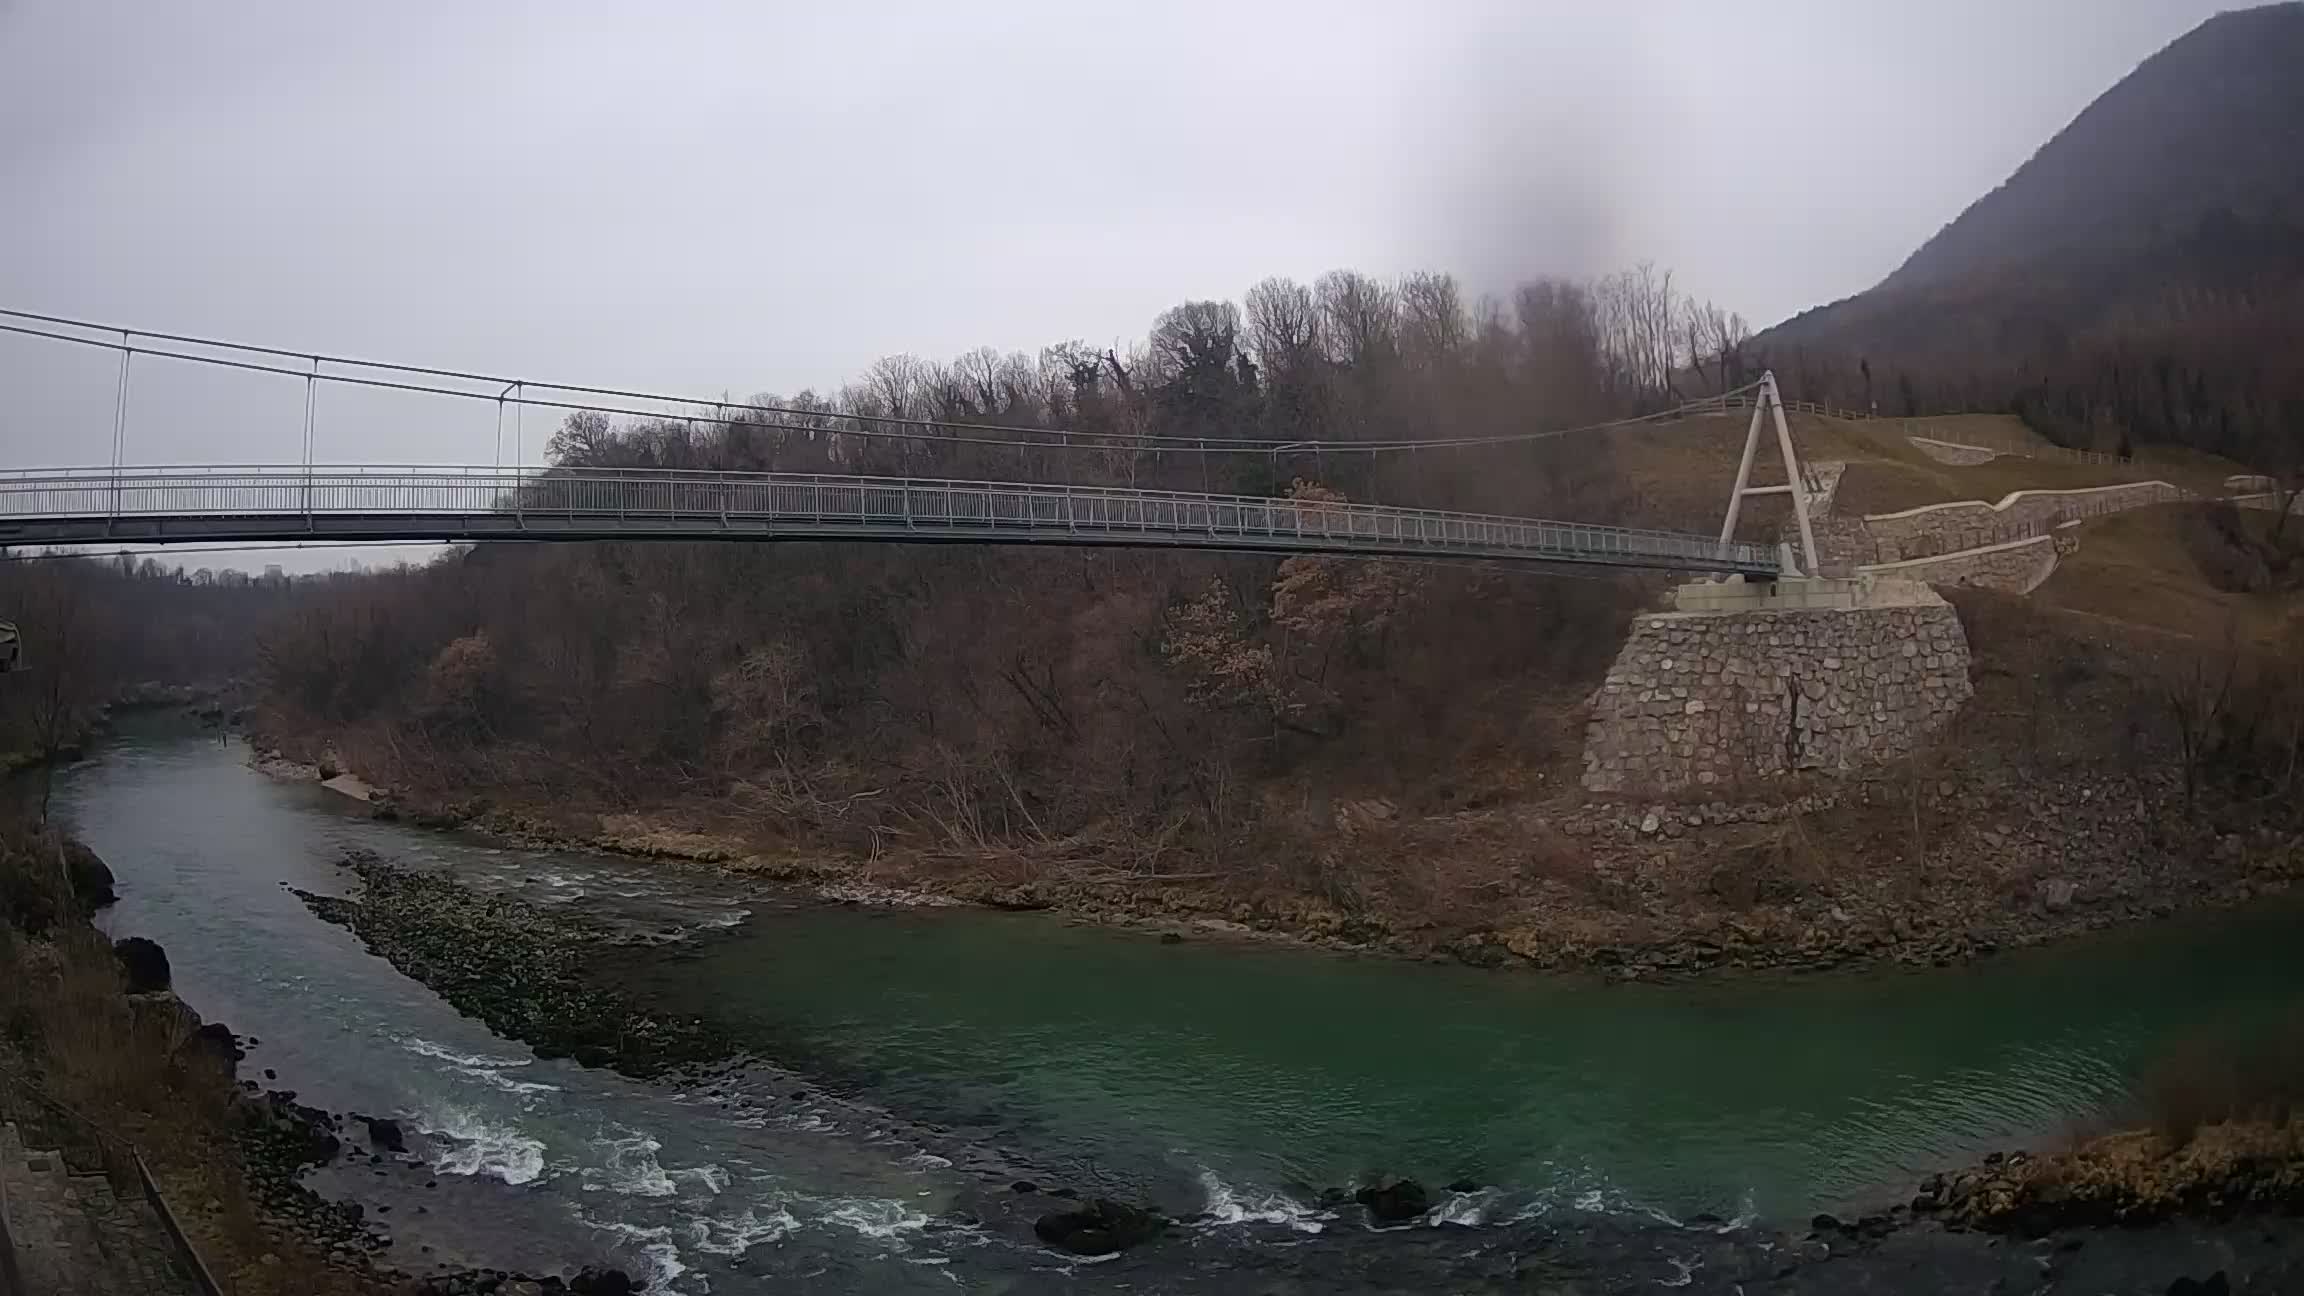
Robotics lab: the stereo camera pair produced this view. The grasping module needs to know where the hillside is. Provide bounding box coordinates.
[1884,3,2304,292]
[1756,3,2304,466]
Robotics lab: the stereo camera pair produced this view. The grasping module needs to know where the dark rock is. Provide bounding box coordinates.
[1810,1212,1844,1233]
[1032,1198,1164,1255]
[1158,932,1184,945]
[114,936,172,992]
[1010,1181,1038,1194]
[1443,1179,1483,1195]
[188,1021,244,1067]
[1354,1179,1431,1225]
[568,1266,635,1295]
[364,1117,408,1153]
[1450,940,1508,969]
[62,840,117,909]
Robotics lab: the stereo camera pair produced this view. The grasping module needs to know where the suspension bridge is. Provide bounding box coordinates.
[0,311,1808,576]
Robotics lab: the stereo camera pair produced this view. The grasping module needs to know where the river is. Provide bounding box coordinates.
[56,724,2304,1292]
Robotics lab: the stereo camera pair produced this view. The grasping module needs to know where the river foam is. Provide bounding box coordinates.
[1194,1169,1328,1233]
[417,1104,549,1185]
[400,1035,533,1069]
[577,1215,690,1291]
[688,1203,800,1256]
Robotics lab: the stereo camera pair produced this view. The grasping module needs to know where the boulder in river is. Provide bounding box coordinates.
[362,1116,407,1153]
[1354,1178,1431,1225]
[62,839,116,909]
[187,1021,244,1068]
[569,1266,638,1295]
[114,936,171,992]
[1032,1198,1165,1255]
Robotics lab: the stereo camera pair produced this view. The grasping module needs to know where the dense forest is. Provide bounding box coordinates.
[1758,2,2304,465]
[0,554,294,769]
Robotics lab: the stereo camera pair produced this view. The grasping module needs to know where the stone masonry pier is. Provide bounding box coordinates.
[1581,577,1974,795]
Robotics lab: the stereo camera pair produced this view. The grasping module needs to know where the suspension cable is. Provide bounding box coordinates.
[1,308,1763,459]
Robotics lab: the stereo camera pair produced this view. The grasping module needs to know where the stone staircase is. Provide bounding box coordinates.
[1,1119,200,1295]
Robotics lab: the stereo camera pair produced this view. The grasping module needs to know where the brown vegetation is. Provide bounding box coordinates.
[253,264,1749,916]
[0,822,374,1296]
[1932,1009,2304,1233]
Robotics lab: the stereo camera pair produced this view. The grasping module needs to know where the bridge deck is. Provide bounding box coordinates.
[0,467,1779,574]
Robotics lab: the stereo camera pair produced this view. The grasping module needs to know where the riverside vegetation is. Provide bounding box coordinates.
[0,816,648,1295]
[240,277,2304,1281]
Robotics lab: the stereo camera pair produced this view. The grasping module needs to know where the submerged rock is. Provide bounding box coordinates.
[1355,1178,1431,1224]
[1032,1198,1165,1255]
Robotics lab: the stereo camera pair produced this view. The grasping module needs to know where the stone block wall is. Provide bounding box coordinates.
[1858,534,2063,595]
[1863,481,2188,561]
[1582,593,1974,795]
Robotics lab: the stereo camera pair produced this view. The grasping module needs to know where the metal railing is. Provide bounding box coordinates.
[0,1136,19,1296]
[0,464,1782,574]
[0,1065,223,1296]
[1680,393,1880,421]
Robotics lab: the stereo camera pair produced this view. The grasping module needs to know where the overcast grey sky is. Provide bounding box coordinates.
[0,0,2241,564]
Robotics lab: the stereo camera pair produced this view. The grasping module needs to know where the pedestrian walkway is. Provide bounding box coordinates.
[1,1120,198,1295]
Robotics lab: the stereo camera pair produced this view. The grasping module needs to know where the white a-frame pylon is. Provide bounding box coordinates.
[1717,370,1820,577]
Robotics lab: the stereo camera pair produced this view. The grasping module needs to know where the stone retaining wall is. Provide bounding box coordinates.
[1857,534,2066,595]
[1582,587,1974,795]
[1863,481,2188,562]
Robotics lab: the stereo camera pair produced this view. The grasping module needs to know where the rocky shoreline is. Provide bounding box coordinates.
[287,754,2304,990]
[291,850,729,1079]
[1921,1119,2304,1234]
[2,863,644,1293]
[229,1080,648,1295]
[277,844,2304,1293]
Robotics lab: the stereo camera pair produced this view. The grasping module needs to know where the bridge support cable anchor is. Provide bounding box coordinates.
[1716,371,1819,578]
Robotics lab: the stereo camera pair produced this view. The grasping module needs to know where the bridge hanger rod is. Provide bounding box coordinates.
[0,309,1763,458]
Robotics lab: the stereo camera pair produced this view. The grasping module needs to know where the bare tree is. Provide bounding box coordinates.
[1682,297,1753,395]
[1314,270,1397,372]
[1397,271,1469,370]
[1243,277,1321,382]
[1593,261,1682,407]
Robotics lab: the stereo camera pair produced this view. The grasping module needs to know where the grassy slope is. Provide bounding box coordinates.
[1606,410,2251,540]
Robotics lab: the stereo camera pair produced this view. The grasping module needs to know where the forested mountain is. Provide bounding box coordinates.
[1757,2,2304,465]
